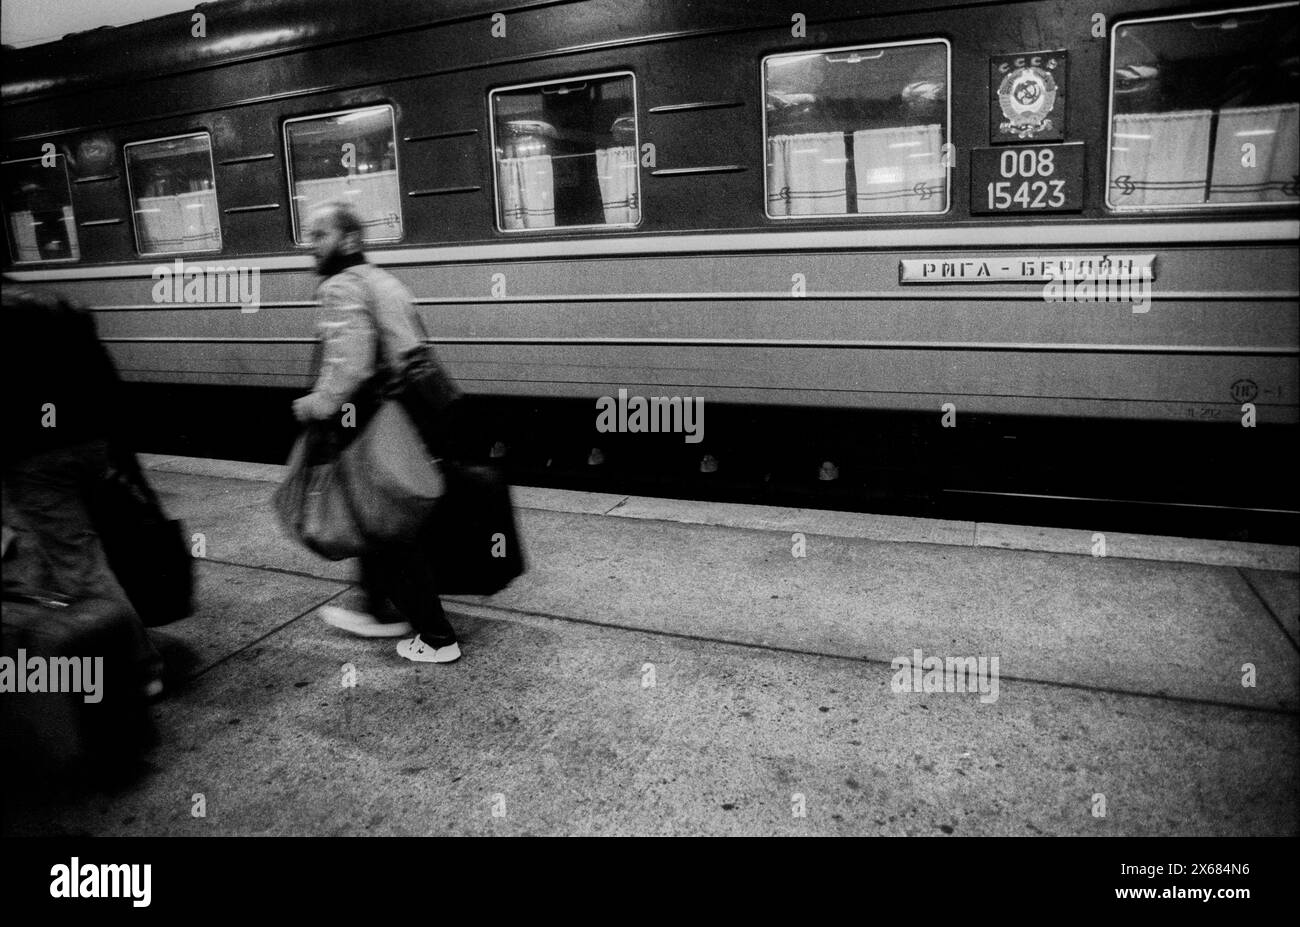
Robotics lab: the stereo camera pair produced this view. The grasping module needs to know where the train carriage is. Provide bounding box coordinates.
[2,0,1296,435]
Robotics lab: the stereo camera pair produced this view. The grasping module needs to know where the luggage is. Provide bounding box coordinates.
[428,461,525,596]
[88,443,194,627]
[272,423,369,560]
[338,400,445,545]
[1,590,154,783]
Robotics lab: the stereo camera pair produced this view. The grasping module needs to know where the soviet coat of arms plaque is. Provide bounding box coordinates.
[990,50,1067,143]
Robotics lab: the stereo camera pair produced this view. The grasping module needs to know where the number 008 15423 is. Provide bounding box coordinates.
[970,144,1083,214]
[988,148,1065,209]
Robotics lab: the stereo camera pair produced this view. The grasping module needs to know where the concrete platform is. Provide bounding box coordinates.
[6,456,1297,836]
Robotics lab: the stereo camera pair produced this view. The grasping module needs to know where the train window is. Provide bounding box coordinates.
[1107,3,1299,211]
[124,133,221,255]
[2,154,81,263]
[284,105,403,244]
[762,40,950,218]
[489,72,640,231]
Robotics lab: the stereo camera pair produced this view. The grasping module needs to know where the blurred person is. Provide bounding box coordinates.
[293,202,462,663]
[1,278,164,697]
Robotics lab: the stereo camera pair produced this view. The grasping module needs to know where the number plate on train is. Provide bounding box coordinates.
[970,143,1084,214]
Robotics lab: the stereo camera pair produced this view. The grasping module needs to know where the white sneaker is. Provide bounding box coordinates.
[396,636,462,663]
[320,605,413,638]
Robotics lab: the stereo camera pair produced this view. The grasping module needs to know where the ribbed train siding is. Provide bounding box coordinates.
[46,244,1300,422]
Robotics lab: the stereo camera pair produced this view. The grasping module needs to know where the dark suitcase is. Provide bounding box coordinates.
[1,590,154,783]
[428,462,525,596]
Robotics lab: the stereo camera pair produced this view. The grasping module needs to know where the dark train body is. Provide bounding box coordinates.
[2,0,1296,432]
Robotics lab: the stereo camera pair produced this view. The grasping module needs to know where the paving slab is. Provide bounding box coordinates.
[149,560,350,685]
[476,512,1298,711]
[606,496,976,546]
[976,522,1300,572]
[18,462,1286,837]
[9,605,1295,837]
[147,470,1298,710]
[152,470,355,583]
[1239,569,1300,647]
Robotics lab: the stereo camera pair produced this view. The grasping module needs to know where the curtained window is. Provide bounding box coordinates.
[1109,110,1214,207]
[1109,4,1298,211]
[766,133,848,215]
[491,73,640,231]
[2,154,81,263]
[285,106,402,244]
[1210,103,1300,204]
[125,134,221,255]
[853,124,946,214]
[763,40,949,219]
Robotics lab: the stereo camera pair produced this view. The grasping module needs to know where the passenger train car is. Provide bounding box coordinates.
[3,0,1297,433]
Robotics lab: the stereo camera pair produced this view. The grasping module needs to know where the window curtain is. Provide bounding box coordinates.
[1109,110,1213,207]
[596,146,639,225]
[497,155,556,229]
[136,189,220,253]
[9,210,40,262]
[766,132,848,216]
[62,207,81,260]
[852,124,946,214]
[294,171,402,240]
[1210,103,1300,204]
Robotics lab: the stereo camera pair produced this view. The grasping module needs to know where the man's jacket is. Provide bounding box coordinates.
[309,261,425,415]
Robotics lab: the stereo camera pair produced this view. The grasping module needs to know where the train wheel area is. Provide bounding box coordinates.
[121,384,1300,546]
[4,452,1294,837]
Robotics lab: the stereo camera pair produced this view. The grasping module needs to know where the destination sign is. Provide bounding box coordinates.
[898,254,1156,284]
[970,143,1085,214]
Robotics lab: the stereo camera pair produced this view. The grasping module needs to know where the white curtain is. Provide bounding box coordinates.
[497,155,556,229]
[852,124,946,214]
[295,170,402,240]
[596,146,639,225]
[1110,110,1213,207]
[135,189,220,253]
[8,210,40,262]
[62,207,81,260]
[1210,103,1300,204]
[766,132,847,216]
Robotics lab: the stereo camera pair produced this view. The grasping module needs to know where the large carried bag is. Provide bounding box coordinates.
[88,442,194,627]
[428,460,525,596]
[338,399,445,544]
[1,589,155,783]
[272,423,369,560]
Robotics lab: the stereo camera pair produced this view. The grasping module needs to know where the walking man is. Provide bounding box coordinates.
[292,200,462,663]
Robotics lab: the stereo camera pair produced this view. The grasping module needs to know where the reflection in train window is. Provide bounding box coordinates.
[284,105,402,244]
[124,133,221,255]
[1108,3,1299,210]
[762,40,950,219]
[2,155,81,263]
[490,72,640,231]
